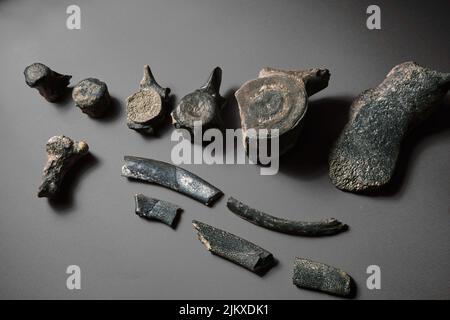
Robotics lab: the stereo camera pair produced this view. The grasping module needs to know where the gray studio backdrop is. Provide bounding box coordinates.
[0,0,449,299]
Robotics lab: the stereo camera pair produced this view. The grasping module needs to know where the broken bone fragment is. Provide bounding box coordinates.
[121,156,223,206]
[235,67,330,157]
[171,67,226,135]
[192,220,276,275]
[226,197,348,236]
[293,258,354,298]
[329,61,450,193]
[126,65,171,134]
[134,194,181,228]
[37,135,89,198]
[24,63,71,102]
[72,78,111,118]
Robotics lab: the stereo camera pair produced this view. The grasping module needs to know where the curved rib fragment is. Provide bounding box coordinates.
[227,197,348,236]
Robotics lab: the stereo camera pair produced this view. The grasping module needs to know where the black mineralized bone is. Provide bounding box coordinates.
[126,65,171,133]
[134,194,181,228]
[329,62,450,193]
[293,257,355,298]
[72,78,111,118]
[24,63,71,102]
[192,220,276,275]
[37,135,89,198]
[171,67,225,134]
[227,197,348,236]
[121,156,223,206]
[235,67,330,156]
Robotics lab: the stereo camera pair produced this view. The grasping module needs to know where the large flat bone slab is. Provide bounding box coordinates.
[171,67,226,134]
[227,197,348,236]
[192,220,276,275]
[293,258,354,298]
[37,135,89,198]
[122,156,223,206]
[134,194,181,228]
[235,67,330,156]
[329,62,450,192]
[24,63,71,102]
[126,65,170,134]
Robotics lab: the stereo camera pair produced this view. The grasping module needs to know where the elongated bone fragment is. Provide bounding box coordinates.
[122,156,223,206]
[126,65,171,134]
[37,135,89,198]
[329,62,450,192]
[134,194,181,228]
[171,67,226,134]
[24,63,71,102]
[293,258,354,298]
[235,67,330,157]
[72,78,110,118]
[227,197,348,236]
[192,220,276,274]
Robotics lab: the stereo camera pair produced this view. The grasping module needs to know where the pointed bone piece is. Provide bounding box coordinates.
[329,62,450,192]
[235,67,330,156]
[121,156,223,206]
[192,220,276,275]
[171,67,225,134]
[126,65,171,134]
[293,258,355,298]
[227,197,348,236]
[37,135,89,198]
[24,63,71,102]
[72,78,111,118]
[134,194,181,228]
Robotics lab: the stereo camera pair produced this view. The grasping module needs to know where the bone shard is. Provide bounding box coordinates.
[37,135,89,198]
[227,197,348,236]
[329,61,450,192]
[24,63,71,102]
[192,220,276,274]
[235,67,330,157]
[171,67,226,134]
[126,65,171,134]
[121,156,223,206]
[134,194,181,228]
[293,258,354,298]
[72,78,111,118]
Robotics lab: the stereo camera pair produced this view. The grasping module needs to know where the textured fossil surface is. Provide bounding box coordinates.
[72,78,110,118]
[293,258,354,298]
[122,156,223,206]
[227,197,348,236]
[126,65,170,133]
[329,62,450,192]
[37,135,89,198]
[193,220,276,274]
[24,63,71,102]
[171,67,225,134]
[235,67,330,156]
[134,194,181,228]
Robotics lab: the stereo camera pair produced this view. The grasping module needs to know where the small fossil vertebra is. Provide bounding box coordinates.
[329,62,450,192]
[171,67,226,134]
[126,65,171,134]
[227,197,348,236]
[235,67,330,157]
[293,258,354,298]
[24,63,71,102]
[38,135,89,198]
[192,220,276,275]
[121,156,223,206]
[72,78,111,117]
[134,194,181,228]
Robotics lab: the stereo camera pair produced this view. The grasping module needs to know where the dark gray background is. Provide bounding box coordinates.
[0,0,449,300]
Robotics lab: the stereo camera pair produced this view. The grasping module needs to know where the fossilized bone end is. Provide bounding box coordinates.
[37,135,89,198]
[293,258,354,298]
[329,61,450,193]
[24,63,71,102]
[72,78,110,118]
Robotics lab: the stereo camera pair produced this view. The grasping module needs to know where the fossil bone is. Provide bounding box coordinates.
[134,194,181,228]
[72,78,111,117]
[24,63,71,102]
